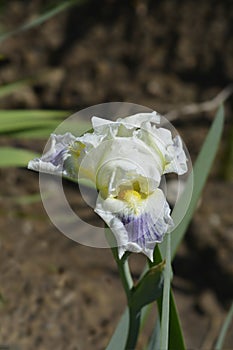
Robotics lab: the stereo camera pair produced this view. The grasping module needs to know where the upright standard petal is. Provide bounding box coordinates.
[135,122,188,175]
[117,111,160,128]
[78,137,163,195]
[164,135,188,175]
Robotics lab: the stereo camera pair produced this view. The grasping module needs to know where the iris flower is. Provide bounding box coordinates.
[28,111,187,260]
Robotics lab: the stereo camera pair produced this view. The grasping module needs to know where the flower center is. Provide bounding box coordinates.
[118,189,143,215]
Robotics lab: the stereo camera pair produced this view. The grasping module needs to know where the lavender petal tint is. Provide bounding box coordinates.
[120,212,164,247]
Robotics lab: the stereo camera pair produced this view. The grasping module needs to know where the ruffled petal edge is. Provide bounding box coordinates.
[95,188,173,261]
[28,132,76,175]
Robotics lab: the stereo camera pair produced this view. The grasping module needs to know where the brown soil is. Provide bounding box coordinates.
[0,1,233,349]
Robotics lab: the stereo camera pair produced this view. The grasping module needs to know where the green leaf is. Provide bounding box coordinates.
[151,246,186,350]
[160,234,171,350]
[147,314,160,350]
[160,105,225,260]
[0,79,33,98]
[0,109,69,119]
[0,109,91,138]
[148,293,185,350]
[0,0,87,43]
[215,301,233,350]
[14,122,91,138]
[0,109,68,133]
[105,309,129,350]
[105,306,151,350]
[130,261,165,312]
[221,123,233,181]
[168,294,186,350]
[12,127,63,139]
[0,119,62,133]
[152,106,224,350]
[0,147,39,167]
[155,292,186,350]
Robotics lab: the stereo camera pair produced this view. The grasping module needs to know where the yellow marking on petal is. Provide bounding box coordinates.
[69,141,85,159]
[118,189,144,215]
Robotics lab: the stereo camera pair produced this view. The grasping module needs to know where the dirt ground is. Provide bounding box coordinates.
[0,1,233,349]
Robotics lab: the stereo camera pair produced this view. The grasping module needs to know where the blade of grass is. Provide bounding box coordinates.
[155,291,186,350]
[146,313,160,350]
[12,124,90,138]
[153,246,186,350]
[0,110,69,118]
[160,105,225,260]
[105,309,129,350]
[0,147,39,167]
[0,109,69,135]
[215,301,233,350]
[149,106,224,349]
[0,109,91,137]
[11,127,62,139]
[0,79,33,98]
[106,305,152,350]
[0,119,64,133]
[0,0,87,43]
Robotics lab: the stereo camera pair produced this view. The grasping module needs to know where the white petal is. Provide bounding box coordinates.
[117,111,160,127]
[95,188,173,260]
[164,135,188,175]
[28,133,76,175]
[136,124,188,175]
[92,116,114,128]
[91,112,161,141]
[28,159,63,175]
[92,111,160,132]
[80,137,163,195]
[92,117,134,140]
[77,130,105,149]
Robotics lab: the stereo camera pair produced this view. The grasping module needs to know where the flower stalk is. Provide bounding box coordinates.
[115,254,141,349]
[106,227,142,349]
[113,249,142,350]
[125,307,141,350]
[160,232,171,350]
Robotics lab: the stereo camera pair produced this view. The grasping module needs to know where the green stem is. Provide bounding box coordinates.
[160,232,171,350]
[215,301,233,350]
[105,226,133,300]
[105,227,141,349]
[117,256,133,301]
[125,307,141,350]
[115,256,141,349]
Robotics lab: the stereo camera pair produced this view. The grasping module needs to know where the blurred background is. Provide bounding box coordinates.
[0,1,232,349]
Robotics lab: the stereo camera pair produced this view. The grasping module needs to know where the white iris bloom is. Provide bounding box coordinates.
[28,111,187,260]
